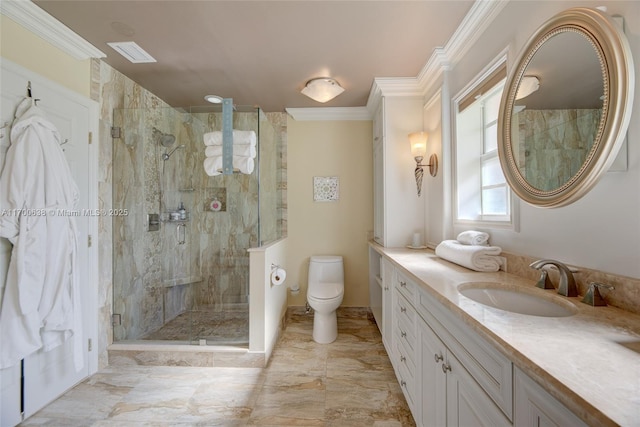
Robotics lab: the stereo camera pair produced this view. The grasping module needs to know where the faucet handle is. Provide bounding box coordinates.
[535,270,554,290]
[581,282,615,307]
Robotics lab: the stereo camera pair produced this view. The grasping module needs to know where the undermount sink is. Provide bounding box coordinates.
[458,282,577,317]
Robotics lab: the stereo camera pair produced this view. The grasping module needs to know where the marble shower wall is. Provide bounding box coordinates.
[514,108,601,191]
[92,59,286,362]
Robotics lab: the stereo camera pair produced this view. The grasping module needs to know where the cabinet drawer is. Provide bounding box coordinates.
[418,289,514,421]
[396,354,417,410]
[395,314,416,355]
[395,270,417,301]
[395,290,416,329]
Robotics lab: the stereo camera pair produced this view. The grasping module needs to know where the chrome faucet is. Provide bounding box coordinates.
[529,259,578,297]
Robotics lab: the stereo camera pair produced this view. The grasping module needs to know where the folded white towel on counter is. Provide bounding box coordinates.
[456,230,490,246]
[205,144,256,158]
[203,130,256,147]
[435,240,502,272]
[203,155,255,176]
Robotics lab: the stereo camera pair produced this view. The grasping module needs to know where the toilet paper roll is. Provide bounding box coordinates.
[271,268,286,286]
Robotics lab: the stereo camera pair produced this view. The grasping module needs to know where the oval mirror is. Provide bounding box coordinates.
[498,7,634,207]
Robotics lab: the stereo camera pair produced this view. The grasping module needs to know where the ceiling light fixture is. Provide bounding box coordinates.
[516,76,540,100]
[301,78,344,103]
[204,95,224,104]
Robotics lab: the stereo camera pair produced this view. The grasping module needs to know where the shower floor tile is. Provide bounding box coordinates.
[142,308,249,344]
[20,308,415,426]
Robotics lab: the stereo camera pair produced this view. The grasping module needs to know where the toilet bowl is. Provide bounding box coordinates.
[307,255,344,344]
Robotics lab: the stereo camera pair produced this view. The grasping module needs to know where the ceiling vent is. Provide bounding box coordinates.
[107,41,156,63]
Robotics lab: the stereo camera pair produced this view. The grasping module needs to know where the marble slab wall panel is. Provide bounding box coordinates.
[266,112,288,237]
[515,109,600,191]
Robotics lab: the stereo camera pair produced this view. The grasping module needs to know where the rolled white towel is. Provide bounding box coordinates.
[205,145,256,158]
[203,156,255,176]
[435,240,502,272]
[457,230,490,246]
[203,130,256,147]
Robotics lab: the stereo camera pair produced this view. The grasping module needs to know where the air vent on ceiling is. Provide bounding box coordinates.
[107,41,156,63]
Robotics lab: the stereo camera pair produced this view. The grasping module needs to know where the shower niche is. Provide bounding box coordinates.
[111,105,283,346]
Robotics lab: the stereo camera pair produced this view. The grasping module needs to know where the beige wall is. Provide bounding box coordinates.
[286,119,373,307]
[0,15,91,97]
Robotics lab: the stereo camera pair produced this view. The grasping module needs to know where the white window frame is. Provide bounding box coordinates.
[452,52,519,231]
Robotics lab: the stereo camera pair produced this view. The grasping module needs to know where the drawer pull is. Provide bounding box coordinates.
[400,355,406,362]
[442,363,452,374]
[401,331,407,338]
[401,380,407,387]
[434,353,443,363]
[400,306,407,313]
[400,281,407,287]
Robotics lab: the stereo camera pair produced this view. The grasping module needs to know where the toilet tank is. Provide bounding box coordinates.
[309,256,344,285]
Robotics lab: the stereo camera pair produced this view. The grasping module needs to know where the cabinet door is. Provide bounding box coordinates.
[381,258,394,353]
[445,353,511,427]
[373,135,384,245]
[420,321,447,427]
[514,368,587,427]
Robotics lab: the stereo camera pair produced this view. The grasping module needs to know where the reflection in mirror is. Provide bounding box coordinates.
[498,7,634,208]
[511,30,605,192]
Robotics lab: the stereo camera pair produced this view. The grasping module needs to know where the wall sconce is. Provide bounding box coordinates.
[409,131,438,197]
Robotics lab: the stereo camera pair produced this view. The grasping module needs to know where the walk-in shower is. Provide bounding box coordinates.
[112,105,283,347]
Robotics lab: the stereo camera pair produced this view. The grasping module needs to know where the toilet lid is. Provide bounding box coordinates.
[309,282,343,299]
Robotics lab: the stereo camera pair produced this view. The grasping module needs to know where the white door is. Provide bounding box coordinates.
[0,60,98,425]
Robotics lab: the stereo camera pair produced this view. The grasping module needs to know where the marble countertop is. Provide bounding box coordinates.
[371,244,640,427]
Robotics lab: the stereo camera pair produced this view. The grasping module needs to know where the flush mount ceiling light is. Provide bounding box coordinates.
[204,95,224,104]
[516,76,540,100]
[301,78,345,103]
[107,41,156,63]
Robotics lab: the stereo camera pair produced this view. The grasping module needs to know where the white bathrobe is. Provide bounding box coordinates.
[0,98,83,371]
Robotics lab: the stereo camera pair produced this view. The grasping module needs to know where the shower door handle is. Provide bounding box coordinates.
[177,223,186,245]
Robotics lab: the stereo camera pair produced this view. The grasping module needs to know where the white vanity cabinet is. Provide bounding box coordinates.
[419,313,511,427]
[371,96,424,247]
[514,368,588,427]
[371,250,593,427]
[393,270,419,412]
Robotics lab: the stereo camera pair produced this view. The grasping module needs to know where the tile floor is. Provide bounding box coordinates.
[20,308,415,426]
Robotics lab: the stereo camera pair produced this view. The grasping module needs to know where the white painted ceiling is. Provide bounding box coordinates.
[34,0,474,111]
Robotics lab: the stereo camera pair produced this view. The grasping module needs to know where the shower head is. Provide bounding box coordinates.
[162,144,185,161]
[153,127,176,147]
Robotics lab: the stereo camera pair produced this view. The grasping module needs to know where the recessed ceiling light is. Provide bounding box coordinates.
[204,95,224,104]
[107,41,156,63]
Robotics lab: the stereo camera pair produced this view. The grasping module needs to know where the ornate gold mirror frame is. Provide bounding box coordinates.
[497,7,634,208]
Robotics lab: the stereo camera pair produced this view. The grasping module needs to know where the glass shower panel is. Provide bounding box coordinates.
[112,104,283,346]
[112,107,197,342]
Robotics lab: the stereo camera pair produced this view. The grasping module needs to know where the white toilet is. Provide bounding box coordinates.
[307,255,344,344]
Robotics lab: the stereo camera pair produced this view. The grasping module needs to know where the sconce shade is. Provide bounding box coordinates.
[409,131,437,197]
[301,78,345,103]
[409,132,428,158]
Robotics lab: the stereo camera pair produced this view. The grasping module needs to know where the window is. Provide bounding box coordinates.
[454,60,515,228]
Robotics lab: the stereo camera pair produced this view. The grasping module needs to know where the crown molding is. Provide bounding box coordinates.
[286,107,372,121]
[1,0,105,60]
[367,0,509,109]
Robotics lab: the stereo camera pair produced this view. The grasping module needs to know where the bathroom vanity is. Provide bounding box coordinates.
[369,243,640,427]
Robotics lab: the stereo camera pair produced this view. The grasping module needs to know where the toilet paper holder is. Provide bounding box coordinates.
[270,264,287,286]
